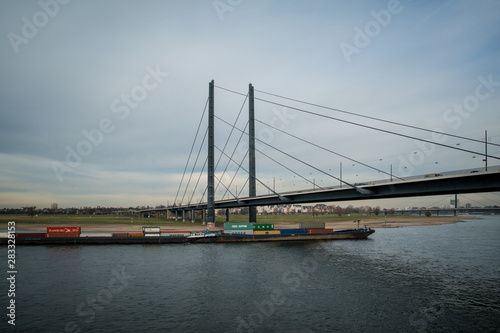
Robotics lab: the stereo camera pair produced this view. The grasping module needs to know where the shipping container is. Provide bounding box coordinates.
[47,227,81,234]
[305,228,333,234]
[0,232,9,238]
[112,233,128,237]
[253,223,274,230]
[46,233,80,238]
[144,233,161,237]
[143,226,161,233]
[161,232,190,237]
[128,233,145,237]
[223,223,254,230]
[278,229,307,235]
[253,230,281,235]
[80,233,113,237]
[15,232,47,238]
[223,229,254,235]
[299,222,325,229]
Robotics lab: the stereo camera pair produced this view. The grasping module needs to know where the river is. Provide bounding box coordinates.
[2,216,500,332]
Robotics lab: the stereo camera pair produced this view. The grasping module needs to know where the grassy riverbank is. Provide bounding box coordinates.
[1,213,468,232]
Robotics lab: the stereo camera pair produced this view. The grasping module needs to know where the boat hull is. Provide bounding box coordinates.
[1,229,374,245]
[216,229,375,243]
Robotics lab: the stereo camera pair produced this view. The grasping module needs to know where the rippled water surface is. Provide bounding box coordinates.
[2,216,500,332]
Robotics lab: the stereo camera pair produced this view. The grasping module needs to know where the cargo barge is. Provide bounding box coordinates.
[0,223,374,245]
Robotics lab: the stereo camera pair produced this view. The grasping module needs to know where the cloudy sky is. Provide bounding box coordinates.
[1,0,499,209]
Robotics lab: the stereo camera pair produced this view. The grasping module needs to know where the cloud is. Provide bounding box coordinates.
[0,0,499,208]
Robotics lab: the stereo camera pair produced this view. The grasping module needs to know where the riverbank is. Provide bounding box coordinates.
[4,216,472,232]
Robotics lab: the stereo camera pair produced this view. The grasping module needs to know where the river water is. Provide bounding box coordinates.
[2,216,500,332]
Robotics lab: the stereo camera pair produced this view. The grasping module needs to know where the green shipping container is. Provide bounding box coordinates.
[223,223,254,230]
[253,223,274,230]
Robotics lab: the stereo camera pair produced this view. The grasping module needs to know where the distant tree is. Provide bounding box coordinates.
[50,203,58,213]
[26,206,37,218]
[373,206,381,216]
[345,205,354,215]
[335,206,344,217]
[424,211,432,217]
[240,207,249,215]
[366,206,373,216]
[388,208,396,216]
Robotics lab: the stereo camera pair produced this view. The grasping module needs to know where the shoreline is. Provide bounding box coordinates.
[7,216,476,233]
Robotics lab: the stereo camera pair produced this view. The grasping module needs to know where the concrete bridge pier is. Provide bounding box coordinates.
[226,209,229,222]
[191,210,195,223]
[182,210,186,222]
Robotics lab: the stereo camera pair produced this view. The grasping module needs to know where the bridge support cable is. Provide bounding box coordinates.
[217,84,500,151]
[187,156,208,206]
[221,149,249,201]
[254,88,500,149]
[174,97,209,206]
[215,115,371,194]
[254,146,324,190]
[213,173,242,203]
[213,93,249,195]
[214,146,290,201]
[179,128,208,206]
[254,98,500,161]
[255,119,405,181]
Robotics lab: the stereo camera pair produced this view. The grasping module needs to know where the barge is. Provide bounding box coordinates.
[0,223,374,245]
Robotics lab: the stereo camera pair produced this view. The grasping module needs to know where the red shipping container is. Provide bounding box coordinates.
[16,233,47,238]
[46,233,80,237]
[47,227,81,234]
[306,229,333,234]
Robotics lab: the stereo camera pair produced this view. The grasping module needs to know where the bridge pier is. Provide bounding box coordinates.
[226,209,229,222]
[191,210,195,223]
[182,210,186,222]
[202,209,206,223]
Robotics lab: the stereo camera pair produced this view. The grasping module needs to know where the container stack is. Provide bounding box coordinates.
[253,223,279,235]
[279,228,307,235]
[143,226,161,237]
[223,223,254,235]
[46,227,81,237]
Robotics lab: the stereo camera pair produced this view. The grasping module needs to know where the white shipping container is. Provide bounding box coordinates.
[144,233,161,237]
[0,232,10,238]
[80,233,113,237]
[161,233,190,237]
[143,227,161,233]
[223,230,254,235]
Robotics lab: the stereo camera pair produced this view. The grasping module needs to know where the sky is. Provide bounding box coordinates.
[1,0,499,209]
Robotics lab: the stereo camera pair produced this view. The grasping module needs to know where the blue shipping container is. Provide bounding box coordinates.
[279,229,307,234]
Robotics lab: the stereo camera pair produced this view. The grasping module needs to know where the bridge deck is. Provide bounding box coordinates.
[169,170,500,211]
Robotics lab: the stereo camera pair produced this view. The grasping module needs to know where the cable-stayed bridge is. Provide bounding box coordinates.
[168,81,500,222]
